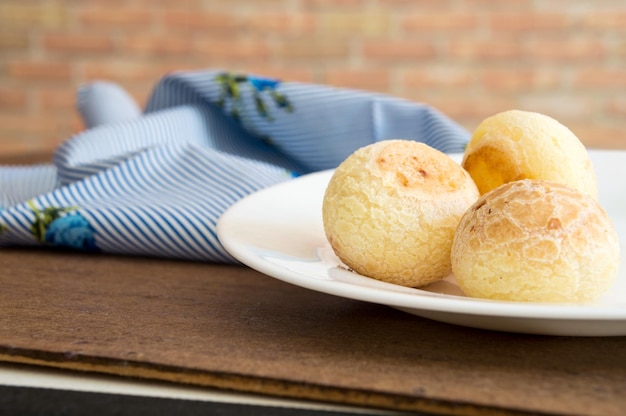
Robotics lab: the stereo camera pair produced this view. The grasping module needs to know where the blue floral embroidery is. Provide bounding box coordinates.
[27,201,98,251]
[248,76,280,91]
[45,213,98,251]
[215,72,293,122]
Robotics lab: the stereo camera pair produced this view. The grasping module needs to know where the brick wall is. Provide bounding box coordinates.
[2,0,626,156]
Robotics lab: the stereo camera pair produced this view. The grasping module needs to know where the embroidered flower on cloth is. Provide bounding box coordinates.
[215,72,293,121]
[248,76,280,91]
[45,213,98,251]
[28,202,98,251]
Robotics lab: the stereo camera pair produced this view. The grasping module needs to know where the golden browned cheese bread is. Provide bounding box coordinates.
[322,140,479,287]
[451,179,620,303]
[462,110,598,199]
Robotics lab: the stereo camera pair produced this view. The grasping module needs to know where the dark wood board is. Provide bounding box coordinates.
[0,248,624,416]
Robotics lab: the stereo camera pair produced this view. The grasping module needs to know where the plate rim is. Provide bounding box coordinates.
[217,150,626,327]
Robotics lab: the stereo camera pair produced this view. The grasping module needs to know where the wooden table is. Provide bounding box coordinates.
[0,247,624,416]
[0,152,625,416]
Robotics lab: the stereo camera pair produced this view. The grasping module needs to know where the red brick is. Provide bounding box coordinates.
[194,39,271,61]
[0,33,30,50]
[410,93,516,126]
[273,38,350,60]
[402,13,478,32]
[320,12,390,36]
[43,33,114,54]
[524,39,605,61]
[362,40,435,61]
[489,12,572,32]
[0,3,67,30]
[574,69,626,88]
[300,0,365,8]
[460,0,532,9]
[82,62,154,81]
[70,111,87,135]
[324,69,391,92]
[6,61,72,82]
[402,68,472,89]
[204,0,295,7]
[565,124,626,149]
[3,1,626,154]
[480,69,560,92]
[78,7,153,27]
[606,97,626,117]
[0,113,63,135]
[246,13,317,34]
[0,87,28,110]
[0,136,44,157]
[85,0,204,6]
[123,35,194,56]
[82,61,176,83]
[36,88,78,111]
[515,95,595,122]
[615,41,626,58]
[376,0,453,8]
[447,39,523,60]
[160,11,241,32]
[582,12,626,30]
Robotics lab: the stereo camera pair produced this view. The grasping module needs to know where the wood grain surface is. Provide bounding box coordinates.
[0,248,624,416]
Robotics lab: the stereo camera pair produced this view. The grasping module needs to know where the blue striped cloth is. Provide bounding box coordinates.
[0,69,469,262]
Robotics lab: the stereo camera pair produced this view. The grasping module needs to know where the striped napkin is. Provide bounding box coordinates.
[0,69,469,262]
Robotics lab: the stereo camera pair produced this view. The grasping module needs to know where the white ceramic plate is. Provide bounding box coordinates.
[217,150,626,336]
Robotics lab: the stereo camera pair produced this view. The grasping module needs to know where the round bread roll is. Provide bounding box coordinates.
[322,140,479,287]
[462,110,598,199]
[451,179,620,303]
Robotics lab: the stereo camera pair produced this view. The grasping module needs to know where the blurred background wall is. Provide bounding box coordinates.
[1,0,625,157]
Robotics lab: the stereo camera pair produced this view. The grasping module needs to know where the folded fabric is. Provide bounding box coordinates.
[0,69,469,262]
[77,80,143,129]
